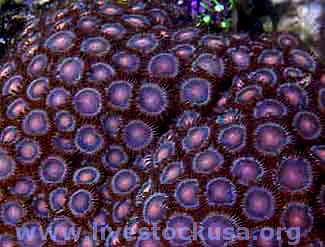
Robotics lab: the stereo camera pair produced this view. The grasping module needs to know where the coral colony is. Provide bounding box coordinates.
[0,0,324,246]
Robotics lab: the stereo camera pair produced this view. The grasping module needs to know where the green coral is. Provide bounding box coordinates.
[194,0,234,31]
[229,0,236,9]
[0,0,24,5]
[220,19,231,30]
